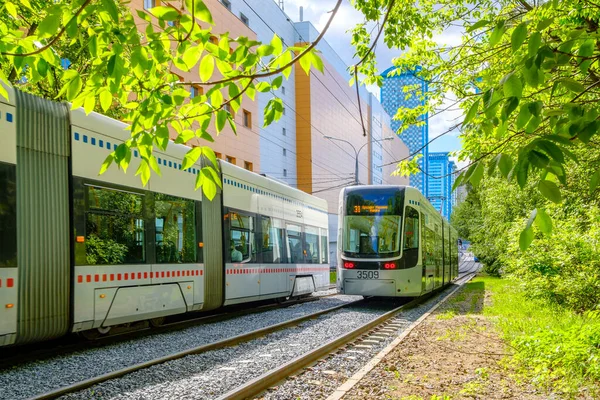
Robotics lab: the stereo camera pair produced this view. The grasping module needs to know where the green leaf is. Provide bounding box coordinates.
[516,158,529,188]
[299,53,311,75]
[67,73,83,101]
[84,94,95,114]
[149,155,162,177]
[535,140,564,163]
[257,45,274,57]
[199,55,214,82]
[503,73,522,98]
[198,169,218,200]
[202,146,219,169]
[38,10,61,38]
[183,46,203,69]
[535,208,552,234]
[489,20,506,47]
[467,19,490,32]
[464,99,480,124]
[538,180,562,203]
[150,6,180,21]
[310,52,324,73]
[271,34,283,55]
[590,169,600,194]
[135,160,151,186]
[501,97,519,120]
[185,0,213,24]
[216,109,227,133]
[452,172,464,191]
[498,154,513,177]
[516,105,531,129]
[557,77,584,93]
[536,18,554,31]
[255,81,271,92]
[511,22,527,52]
[182,146,202,170]
[528,32,541,56]
[101,0,119,22]
[469,162,485,187]
[519,227,534,251]
[271,76,283,90]
[5,2,17,18]
[578,121,598,143]
[99,154,114,175]
[155,126,170,151]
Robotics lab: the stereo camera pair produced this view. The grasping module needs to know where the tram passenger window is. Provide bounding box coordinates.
[304,226,320,264]
[84,186,145,265]
[320,229,328,264]
[260,217,285,263]
[0,163,17,268]
[403,206,419,250]
[286,224,303,263]
[226,211,254,262]
[155,194,196,263]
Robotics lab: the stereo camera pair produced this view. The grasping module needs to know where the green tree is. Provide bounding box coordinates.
[351,0,600,248]
[0,0,337,199]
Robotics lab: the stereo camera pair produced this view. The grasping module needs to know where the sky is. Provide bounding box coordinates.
[277,0,463,154]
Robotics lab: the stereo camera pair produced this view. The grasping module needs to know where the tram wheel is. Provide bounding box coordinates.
[80,326,111,340]
[149,317,166,328]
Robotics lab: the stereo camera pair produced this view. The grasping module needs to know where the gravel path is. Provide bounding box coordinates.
[257,281,471,400]
[57,300,400,400]
[0,294,359,400]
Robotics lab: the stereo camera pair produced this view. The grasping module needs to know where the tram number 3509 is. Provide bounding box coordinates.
[356,271,379,279]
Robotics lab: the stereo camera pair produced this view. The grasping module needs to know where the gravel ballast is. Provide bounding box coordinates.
[58,301,400,400]
[257,284,461,400]
[0,294,359,400]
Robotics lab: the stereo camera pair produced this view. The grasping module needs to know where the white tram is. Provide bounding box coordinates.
[337,186,458,297]
[0,86,330,346]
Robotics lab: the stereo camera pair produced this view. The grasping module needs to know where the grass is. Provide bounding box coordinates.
[475,275,600,397]
[330,271,336,284]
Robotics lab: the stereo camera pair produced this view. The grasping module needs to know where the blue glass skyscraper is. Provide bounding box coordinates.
[380,67,429,195]
[426,152,456,220]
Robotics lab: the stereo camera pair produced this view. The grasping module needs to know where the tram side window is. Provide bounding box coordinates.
[286,224,303,263]
[226,211,254,263]
[304,226,320,264]
[0,163,17,268]
[84,186,145,265]
[260,217,286,263]
[403,206,420,250]
[320,229,328,264]
[155,193,196,263]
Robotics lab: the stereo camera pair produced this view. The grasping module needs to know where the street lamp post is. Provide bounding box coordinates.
[323,136,394,185]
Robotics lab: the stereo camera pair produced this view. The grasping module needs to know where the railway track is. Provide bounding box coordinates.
[19,269,478,400]
[0,286,338,370]
[219,269,478,400]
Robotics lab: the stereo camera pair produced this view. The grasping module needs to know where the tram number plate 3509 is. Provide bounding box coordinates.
[356,271,379,279]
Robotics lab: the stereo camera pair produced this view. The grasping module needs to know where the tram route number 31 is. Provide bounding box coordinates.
[356,271,379,279]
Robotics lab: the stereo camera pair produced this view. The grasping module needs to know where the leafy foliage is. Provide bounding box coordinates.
[351,0,600,248]
[0,0,330,199]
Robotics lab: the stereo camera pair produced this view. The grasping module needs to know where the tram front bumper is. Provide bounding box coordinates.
[343,279,396,297]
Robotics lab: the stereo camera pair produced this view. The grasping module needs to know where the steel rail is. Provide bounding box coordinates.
[217,271,477,400]
[28,297,364,400]
[2,288,337,370]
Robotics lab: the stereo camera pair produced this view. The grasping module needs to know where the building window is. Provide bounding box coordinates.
[283,148,287,156]
[240,13,249,26]
[226,155,236,164]
[283,169,287,177]
[190,85,203,98]
[281,86,285,95]
[243,109,252,128]
[244,161,253,171]
[282,127,286,136]
[224,103,232,114]
[144,0,156,10]
[220,0,231,10]
[215,152,222,159]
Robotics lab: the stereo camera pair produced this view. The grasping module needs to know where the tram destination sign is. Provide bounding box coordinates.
[353,205,389,214]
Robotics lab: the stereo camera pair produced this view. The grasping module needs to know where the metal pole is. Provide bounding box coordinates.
[354,155,359,185]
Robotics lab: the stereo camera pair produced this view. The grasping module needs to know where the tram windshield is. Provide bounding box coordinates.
[342,188,404,258]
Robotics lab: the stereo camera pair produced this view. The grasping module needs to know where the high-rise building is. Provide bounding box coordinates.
[380,67,429,195]
[426,152,456,220]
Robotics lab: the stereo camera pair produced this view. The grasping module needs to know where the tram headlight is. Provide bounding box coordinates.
[383,263,396,270]
[343,262,355,269]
